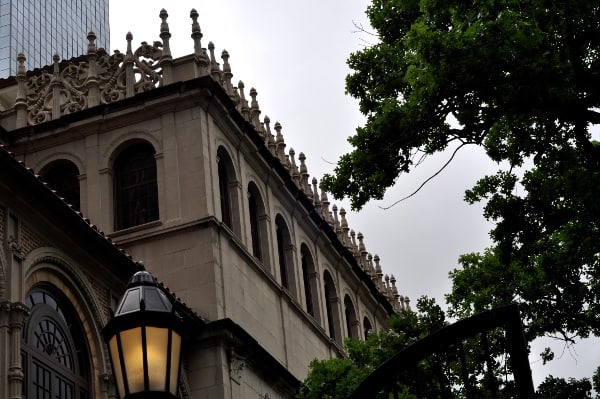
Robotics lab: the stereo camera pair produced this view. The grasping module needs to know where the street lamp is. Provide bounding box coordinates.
[102,270,183,399]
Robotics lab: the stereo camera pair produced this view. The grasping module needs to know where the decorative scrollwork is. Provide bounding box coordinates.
[25,39,165,125]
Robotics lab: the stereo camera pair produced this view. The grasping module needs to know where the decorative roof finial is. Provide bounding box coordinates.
[190,8,202,54]
[159,9,173,84]
[126,32,133,56]
[221,49,235,100]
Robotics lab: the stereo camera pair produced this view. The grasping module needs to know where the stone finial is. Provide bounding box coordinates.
[284,154,291,172]
[367,253,375,278]
[289,148,300,185]
[339,208,351,248]
[15,52,27,128]
[332,204,340,235]
[190,8,203,53]
[264,116,276,153]
[124,32,135,97]
[208,42,221,81]
[190,9,209,76]
[86,32,100,106]
[375,257,384,291]
[350,230,360,259]
[159,9,173,83]
[237,81,250,120]
[221,50,235,100]
[159,9,172,57]
[274,122,286,163]
[298,152,311,197]
[52,53,60,75]
[249,87,262,131]
[126,32,133,56]
[312,177,321,210]
[321,191,332,225]
[87,31,97,55]
[357,232,366,253]
[51,53,62,120]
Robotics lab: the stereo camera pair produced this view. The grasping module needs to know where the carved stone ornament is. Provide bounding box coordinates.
[23,34,164,126]
[228,350,246,384]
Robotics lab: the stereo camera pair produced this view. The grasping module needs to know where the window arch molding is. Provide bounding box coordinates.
[247,181,271,269]
[101,131,162,169]
[23,256,110,399]
[34,152,85,178]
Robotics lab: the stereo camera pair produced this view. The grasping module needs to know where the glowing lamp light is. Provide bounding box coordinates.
[102,271,183,399]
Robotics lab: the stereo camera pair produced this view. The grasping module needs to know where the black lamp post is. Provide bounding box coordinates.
[102,271,183,399]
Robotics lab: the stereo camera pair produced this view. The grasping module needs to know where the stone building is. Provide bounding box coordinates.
[0,9,408,399]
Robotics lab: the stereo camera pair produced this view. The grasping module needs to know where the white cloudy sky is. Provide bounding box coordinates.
[109,1,598,385]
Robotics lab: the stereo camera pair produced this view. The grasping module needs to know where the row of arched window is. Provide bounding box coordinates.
[217,145,375,342]
[37,140,376,342]
[39,141,159,231]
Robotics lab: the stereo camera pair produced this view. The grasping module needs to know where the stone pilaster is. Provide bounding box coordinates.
[7,302,28,399]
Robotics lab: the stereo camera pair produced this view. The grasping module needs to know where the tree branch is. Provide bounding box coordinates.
[379,143,468,209]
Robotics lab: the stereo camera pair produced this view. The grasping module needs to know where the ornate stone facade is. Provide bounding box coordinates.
[0,8,409,399]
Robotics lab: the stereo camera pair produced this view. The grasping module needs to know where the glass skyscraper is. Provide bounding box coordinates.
[0,0,109,77]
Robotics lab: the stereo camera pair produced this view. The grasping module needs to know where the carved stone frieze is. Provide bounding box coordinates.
[21,34,164,126]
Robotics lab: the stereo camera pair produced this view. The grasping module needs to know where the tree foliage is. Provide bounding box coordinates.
[535,375,593,399]
[297,297,447,399]
[321,0,600,346]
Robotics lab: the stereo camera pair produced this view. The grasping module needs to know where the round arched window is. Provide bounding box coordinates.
[22,286,90,399]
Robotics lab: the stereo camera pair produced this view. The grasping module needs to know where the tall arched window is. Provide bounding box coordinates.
[363,316,373,339]
[22,286,89,399]
[323,270,341,342]
[216,147,241,234]
[300,244,320,322]
[275,214,296,297]
[40,160,80,211]
[248,182,270,267]
[114,142,159,230]
[344,294,359,339]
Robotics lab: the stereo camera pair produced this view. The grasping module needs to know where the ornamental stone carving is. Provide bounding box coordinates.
[19,32,164,127]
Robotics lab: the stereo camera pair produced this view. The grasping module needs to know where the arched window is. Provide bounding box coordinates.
[344,294,359,339]
[301,244,320,322]
[248,182,270,267]
[40,160,80,211]
[363,316,373,339]
[323,270,341,342]
[114,142,159,230]
[275,214,296,296]
[22,286,89,399]
[216,147,240,234]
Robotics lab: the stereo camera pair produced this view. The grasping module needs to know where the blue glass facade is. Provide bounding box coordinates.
[0,0,109,77]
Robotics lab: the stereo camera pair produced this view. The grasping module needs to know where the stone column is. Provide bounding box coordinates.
[7,302,28,399]
[0,302,11,399]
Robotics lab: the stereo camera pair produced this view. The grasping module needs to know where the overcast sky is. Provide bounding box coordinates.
[109,1,598,385]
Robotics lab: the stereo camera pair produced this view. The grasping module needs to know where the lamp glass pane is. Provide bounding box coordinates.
[120,327,144,393]
[169,331,182,395]
[108,336,125,399]
[146,326,168,391]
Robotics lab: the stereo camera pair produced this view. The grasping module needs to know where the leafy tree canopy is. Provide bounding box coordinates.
[321,0,600,345]
[297,297,448,399]
[322,0,600,209]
